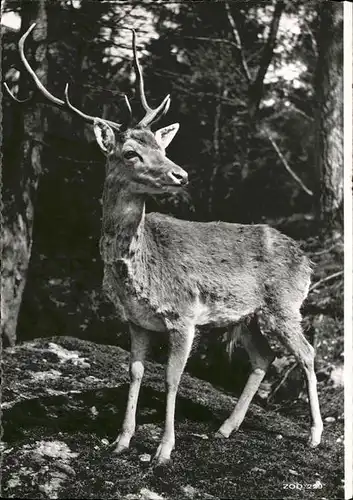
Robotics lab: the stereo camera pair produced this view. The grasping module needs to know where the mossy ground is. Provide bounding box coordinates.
[1,336,344,499]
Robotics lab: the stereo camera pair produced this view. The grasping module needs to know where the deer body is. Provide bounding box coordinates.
[101,203,311,333]
[10,24,323,467]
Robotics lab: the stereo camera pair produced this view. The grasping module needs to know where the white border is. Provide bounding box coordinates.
[344,2,353,500]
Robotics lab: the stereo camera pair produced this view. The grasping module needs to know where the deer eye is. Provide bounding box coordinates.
[123,150,139,160]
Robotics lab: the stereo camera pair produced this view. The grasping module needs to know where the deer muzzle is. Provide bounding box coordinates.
[167,168,188,187]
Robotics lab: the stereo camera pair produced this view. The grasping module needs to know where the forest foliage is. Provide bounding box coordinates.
[3,0,324,220]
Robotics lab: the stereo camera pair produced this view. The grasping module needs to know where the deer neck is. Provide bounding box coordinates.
[102,178,146,260]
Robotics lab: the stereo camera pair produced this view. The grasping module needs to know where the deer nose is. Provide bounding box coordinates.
[168,170,188,185]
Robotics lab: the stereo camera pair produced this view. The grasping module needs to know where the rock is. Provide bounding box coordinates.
[38,471,68,498]
[251,467,266,474]
[181,485,197,498]
[7,476,21,489]
[140,488,164,499]
[190,433,209,440]
[90,405,99,417]
[257,382,271,400]
[330,365,344,388]
[55,461,76,476]
[34,440,78,460]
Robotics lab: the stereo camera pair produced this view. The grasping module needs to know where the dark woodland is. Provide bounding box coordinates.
[1,1,345,499]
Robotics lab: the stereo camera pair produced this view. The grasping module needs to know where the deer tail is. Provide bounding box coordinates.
[224,324,243,361]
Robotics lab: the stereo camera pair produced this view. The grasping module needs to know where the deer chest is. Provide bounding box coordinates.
[102,260,166,331]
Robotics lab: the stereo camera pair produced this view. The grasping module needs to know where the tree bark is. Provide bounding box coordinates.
[314,1,343,234]
[1,1,48,347]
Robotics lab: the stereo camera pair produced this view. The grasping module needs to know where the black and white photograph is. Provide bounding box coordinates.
[1,1,351,499]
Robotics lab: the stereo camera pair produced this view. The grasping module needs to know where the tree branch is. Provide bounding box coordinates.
[184,35,240,50]
[250,0,285,116]
[153,70,246,108]
[263,104,314,124]
[265,129,313,196]
[268,361,299,401]
[224,2,252,84]
[309,239,342,257]
[309,271,343,293]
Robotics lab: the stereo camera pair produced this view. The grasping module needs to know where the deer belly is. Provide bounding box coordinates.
[193,300,256,328]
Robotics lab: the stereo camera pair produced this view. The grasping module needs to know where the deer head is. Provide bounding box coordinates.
[94,121,187,194]
[4,24,188,195]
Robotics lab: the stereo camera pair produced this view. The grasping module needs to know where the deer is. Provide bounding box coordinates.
[6,24,323,466]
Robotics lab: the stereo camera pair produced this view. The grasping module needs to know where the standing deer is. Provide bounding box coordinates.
[7,24,323,466]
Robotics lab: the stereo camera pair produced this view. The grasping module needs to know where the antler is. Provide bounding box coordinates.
[5,24,171,131]
[3,81,33,103]
[131,29,170,128]
[4,23,131,131]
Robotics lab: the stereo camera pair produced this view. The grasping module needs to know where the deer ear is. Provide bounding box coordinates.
[93,119,116,154]
[155,123,180,150]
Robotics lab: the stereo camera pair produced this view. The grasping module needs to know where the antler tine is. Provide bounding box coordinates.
[64,84,123,131]
[63,84,95,124]
[131,28,150,113]
[124,94,132,119]
[3,81,33,103]
[138,94,170,128]
[130,29,171,128]
[19,23,66,107]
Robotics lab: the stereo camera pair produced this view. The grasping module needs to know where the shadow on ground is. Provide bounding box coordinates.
[1,336,344,499]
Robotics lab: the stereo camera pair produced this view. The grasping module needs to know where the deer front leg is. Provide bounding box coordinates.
[154,326,195,465]
[112,323,150,454]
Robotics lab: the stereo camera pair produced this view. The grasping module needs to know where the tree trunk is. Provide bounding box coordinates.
[315,1,343,234]
[1,1,48,347]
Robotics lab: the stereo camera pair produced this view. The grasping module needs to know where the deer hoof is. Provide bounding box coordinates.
[112,444,129,455]
[214,430,229,439]
[110,433,131,454]
[308,438,320,448]
[153,443,173,466]
[308,425,323,448]
[215,420,235,438]
[154,456,172,470]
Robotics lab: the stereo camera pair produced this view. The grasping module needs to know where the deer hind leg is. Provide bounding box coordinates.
[112,323,150,454]
[272,308,323,447]
[154,326,195,465]
[217,316,275,438]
